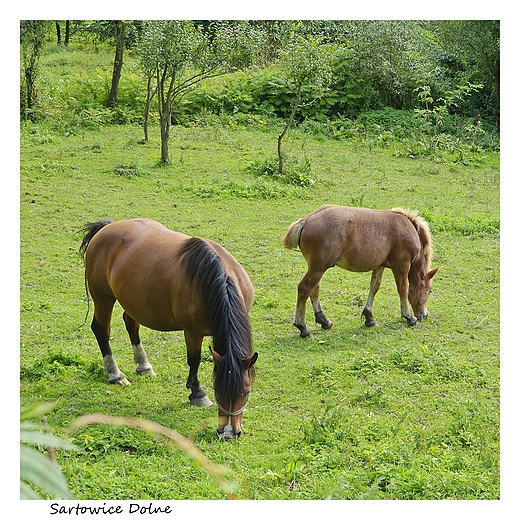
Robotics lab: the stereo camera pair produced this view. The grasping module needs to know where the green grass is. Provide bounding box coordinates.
[20,118,499,501]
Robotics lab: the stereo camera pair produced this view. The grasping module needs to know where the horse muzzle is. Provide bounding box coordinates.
[216,398,246,440]
[416,309,429,320]
[217,426,242,440]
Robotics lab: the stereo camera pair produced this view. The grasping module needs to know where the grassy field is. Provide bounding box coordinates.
[20,118,499,502]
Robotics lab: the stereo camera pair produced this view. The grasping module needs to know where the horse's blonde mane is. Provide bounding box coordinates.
[391,208,433,269]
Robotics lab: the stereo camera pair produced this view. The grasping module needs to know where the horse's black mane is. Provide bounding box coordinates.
[179,237,253,406]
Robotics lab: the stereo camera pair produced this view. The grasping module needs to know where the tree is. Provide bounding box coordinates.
[276,31,340,174]
[137,20,263,163]
[106,21,126,108]
[432,20,499,120]
[338,20,426,110]
[20,20,48,121]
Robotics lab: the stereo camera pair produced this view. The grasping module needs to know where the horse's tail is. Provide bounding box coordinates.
[283,218,305,251]
[79,219,114,259]
[391,208,433,269]
[77,219,113,328]
[179,237,253,404]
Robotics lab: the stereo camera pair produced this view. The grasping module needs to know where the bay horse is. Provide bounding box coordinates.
[283,205,438,337]
[79,218,257,439]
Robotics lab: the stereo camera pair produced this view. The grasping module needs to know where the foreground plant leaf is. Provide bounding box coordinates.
[67,414,239,498]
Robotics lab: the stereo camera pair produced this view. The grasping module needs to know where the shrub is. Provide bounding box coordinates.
[246,155,315,188]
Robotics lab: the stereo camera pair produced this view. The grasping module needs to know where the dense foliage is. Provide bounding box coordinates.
[20,20,499,140]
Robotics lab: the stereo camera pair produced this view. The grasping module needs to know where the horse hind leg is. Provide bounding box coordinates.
[310,282,333,330]
[294,269,327,338]
[91,303,129,385]
[123,312,156,377]
[362,267,385,327]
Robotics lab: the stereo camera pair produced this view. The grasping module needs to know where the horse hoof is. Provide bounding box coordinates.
[108,374,130,385]
[136,365,157,377]
[190,395,213,407]
[295,323,313,338]
[406,316,418,326]
[321,320,333,330]
[361,309,377,327]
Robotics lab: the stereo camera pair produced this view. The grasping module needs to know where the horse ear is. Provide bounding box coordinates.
[210,347,222,365]
[428,267,439,280]
[244,352,258,371]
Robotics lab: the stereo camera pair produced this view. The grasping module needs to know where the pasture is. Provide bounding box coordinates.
[20,121,500,500]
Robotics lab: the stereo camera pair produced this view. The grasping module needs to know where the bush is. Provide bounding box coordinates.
[246,155,315,188]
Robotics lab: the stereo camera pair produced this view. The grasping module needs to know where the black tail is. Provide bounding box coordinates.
[79,219,114,259]
[78,219,113,327]
[179,237,253,406]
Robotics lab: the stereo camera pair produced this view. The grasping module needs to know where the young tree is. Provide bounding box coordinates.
[137,20,263,164]
[20,20,48,121]
[276,32,340,174]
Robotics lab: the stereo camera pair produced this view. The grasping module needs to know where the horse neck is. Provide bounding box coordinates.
[210,277,253,406]
[210,277,252,358]
[179,237,252,402]
[409,252,427,284]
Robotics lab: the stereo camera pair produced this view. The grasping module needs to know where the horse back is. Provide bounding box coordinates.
[84,219,251,332]
[298,206,421,273]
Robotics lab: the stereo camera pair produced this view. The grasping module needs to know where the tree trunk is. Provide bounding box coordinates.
[157,72,172,164]
[65,20,70,46]
[277,88,301,174]
[55,22,61,44]
[143,75,156,143]
[106,21,125,108]
[160,117,171,164]
[23,25,45,121]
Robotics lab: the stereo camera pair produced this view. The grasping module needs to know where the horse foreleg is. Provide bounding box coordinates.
[91,305,129,385]
[310,283,333,330]
[393,272,417,326]
[184,331,212,407]
[362,267,385,327]
[123,311,156,377]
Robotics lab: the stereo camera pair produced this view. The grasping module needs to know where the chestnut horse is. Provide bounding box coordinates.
[283,205,438,337]
[80,218,257,439]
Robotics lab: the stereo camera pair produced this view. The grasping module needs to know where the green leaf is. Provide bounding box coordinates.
[20,402,58,421]
[20,429,78,451]
[20,445,74,499]
[20,480,41,500]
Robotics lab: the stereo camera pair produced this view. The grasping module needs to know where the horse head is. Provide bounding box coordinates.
[211,348,258,440]
[408,267,439,320]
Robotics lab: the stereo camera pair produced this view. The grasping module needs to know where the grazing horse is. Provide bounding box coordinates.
[283,205,438,337]
[80,218,257,439]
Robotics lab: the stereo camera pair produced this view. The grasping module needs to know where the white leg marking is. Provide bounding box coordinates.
[133,343,156,376]
[103,355,130,385]
[311,299,323,314]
